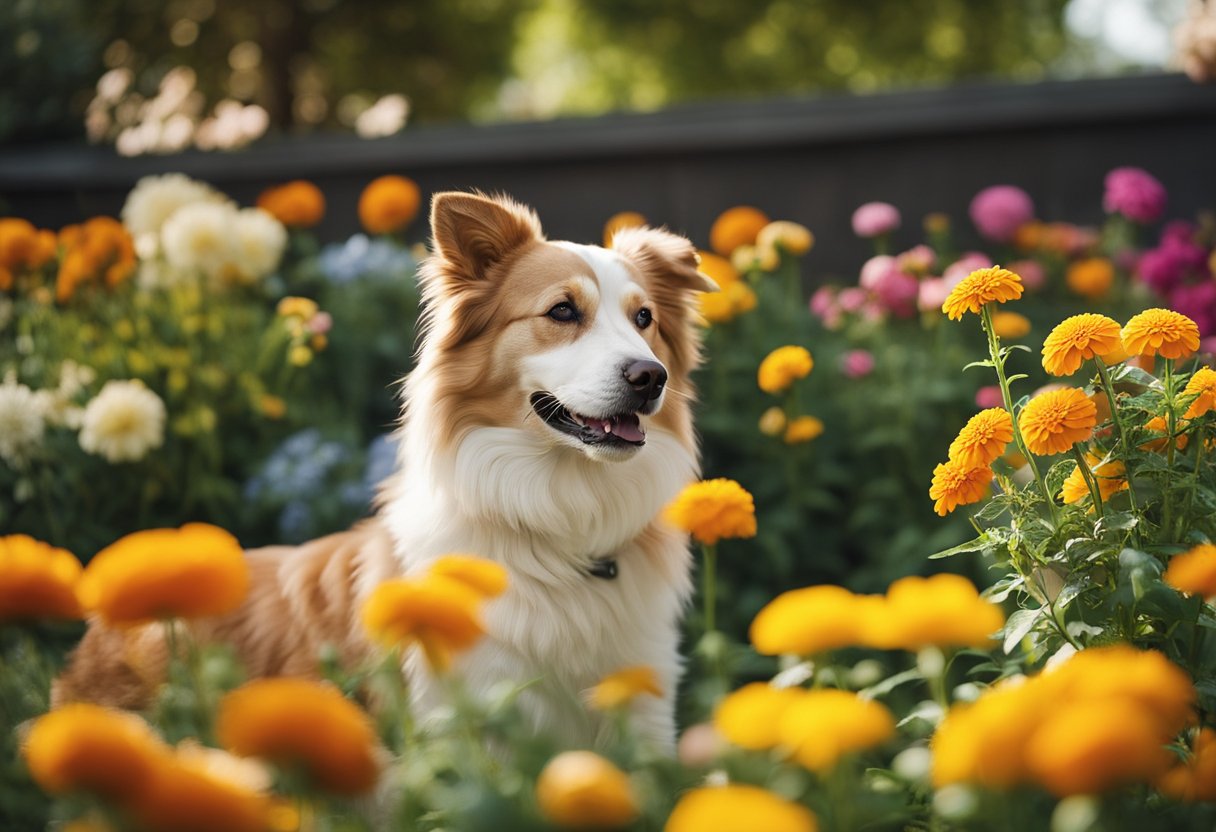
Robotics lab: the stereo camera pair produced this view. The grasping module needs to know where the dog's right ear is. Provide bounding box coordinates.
[430,192,543,281]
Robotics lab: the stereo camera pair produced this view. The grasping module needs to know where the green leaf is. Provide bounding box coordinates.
[928,533,993,560]
[962,359,997,372]
[1095,511,1139,535]
[860,667,924,700]
[1002,607,1044,655]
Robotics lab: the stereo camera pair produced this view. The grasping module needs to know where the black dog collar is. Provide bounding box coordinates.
[589,557,618,580]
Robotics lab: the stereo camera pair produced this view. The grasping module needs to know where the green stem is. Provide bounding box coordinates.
[1094,358,1141,518]
[1164,359,1178,541]
[1071,446,1105,519]
[701,543,717,634]
[1182,424,1207,541]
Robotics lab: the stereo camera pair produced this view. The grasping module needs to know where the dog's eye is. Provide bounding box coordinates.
[635,307,653,329]
[547,302,579,323]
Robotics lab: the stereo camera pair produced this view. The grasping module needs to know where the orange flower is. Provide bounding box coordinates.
[1060,451,1127,506]
[713,683,805,750]
[942,266,1024,320]
[0,534,83,621]
[696,250,738,289]
[55,217,136,302]
[864,574,1005,650]
[0,217,57,290]
[603,211,647,247]
[428,554,508,598]
[1018,388,1097,456]
[756,221,814,256]
[1122,308,1201,360]
[783,415,824,444]
[929,458,993,516]
[757,345,813,394]
[749,585,885,655]
[1164,544,1216,598]
[132,745,288,832]
[665,785,818,832]
[1065,257,1115,300]
[948,408,1013,468]
[1041,313,1123,376]
[990,311,1031,339]
[217,678,380,794]
[358,175,420,235]
[1184,367,1216,419]
[588,665,663,710]
[663,478,757,546]
[1140,415,1190,452]
[778,689,895,772]
[1158,728,1216,802]
[536,751,639,830]
[256,180,325,228]
[709,206,770,256]
[361,574,486,670]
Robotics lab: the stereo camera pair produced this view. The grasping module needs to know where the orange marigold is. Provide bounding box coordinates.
[713,683,805,751]
[749,585,885,655]
[427,554,508,598]
[588,665,664,711]
[1184,367,1216,419]
[361,574,486,670]
[942,266,1024,320]
[536,751,639,830]
[947,408,1014,468]
[602,211,647,247]
[358,175,420,235]
[1065,257,1115,300]
[256,180,325,228]
[757,345,813,394]
[709,206,770,256]
[1158,728,1216,802]
[778,689,895,772]
[132,745,288,832]
[1122,308,1201,360]
[1060,451,1127,506]
[864,574,1005,651]
[1140,415,1190,452]
[665,784,818,832]
[929,459,993,516]
[56,217,135,302]
[0,534,83,621]
[990,311,1031,339]
[663,478,757,546]
[1018,387,1097,456]
[1164,544,1216,599]
[1041,313,1123,376]
[696,250,739,289]
[783,415,824,444]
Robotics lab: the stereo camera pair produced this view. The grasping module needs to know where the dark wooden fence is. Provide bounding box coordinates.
[2,73,1214,276]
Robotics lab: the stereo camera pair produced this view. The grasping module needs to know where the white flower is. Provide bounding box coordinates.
[230,207,287,282]
[122,173,223,240]
[0,380,46,467]
[79,379,166,463]
[161,201,239,281]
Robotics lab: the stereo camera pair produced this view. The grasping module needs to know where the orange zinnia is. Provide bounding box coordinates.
[1065,257,1115,300]
[358,175,421,235]
[1041,314,1123,376]
[588,665,664,711]
[1060,451,1127,506]
[427,554,508,598]
[1140,415,1190,452]
[1164,544,1216,598]
[361,574,486,670]
[0,534,83,621]
[948,408,1014,468]
[1184,367,1216,419]
[942,266,1024,320]
[929,459,993,516]
[256,180,325,228]
[709,206,770,256]
[1018,388,1097,456]
[1121,308,1201,360]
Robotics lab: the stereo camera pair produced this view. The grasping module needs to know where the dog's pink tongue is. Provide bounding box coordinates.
[612,415,645,443]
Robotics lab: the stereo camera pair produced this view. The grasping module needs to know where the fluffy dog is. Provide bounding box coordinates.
[55,191,715,750]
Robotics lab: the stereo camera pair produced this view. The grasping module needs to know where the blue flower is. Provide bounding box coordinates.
[318,235,416,284]
[364,433,400,490]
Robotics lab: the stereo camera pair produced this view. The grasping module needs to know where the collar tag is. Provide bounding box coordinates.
[589,557,618,580]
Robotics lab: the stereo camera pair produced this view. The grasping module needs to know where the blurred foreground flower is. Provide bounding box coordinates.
[665,784,817,832]
[1164,543,1216,598]
[536,751,638,830]
[589,665,663,711]
[361,569,490,671]
[0,534,82,621]
[865,574,1004,650]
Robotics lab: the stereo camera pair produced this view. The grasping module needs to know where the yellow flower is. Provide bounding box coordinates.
[133,745,288,832]
[698,291,735,324]
[663,478,757,546]
[358,175,420,235]
[258,395,286,420]
[1184,367,1216,418]
[758,346,814,394]
[778,689,895,772]
[990,311,1031,339]
[726,281,757,313]
[932,680,1047,789]
[749,585,884,656]
[731,243,780,272]
[697,250,739,289]
[276,296,318,319]
[536,751,638,830]
[1122,308,1201,360]
[863,574,1005,650]
[1065,257,1115,300]
[783,415,824,444]
[217,678,380,795]
[928,459,993,516]
[1041,313,1123,376]
[1158,728,1216,802]
[24,704,170,804]
[941,266,1024,320]
[947,408,1013,468]
[288,345,313,367]
[77,524,250,626]
[1164,544,1216,598]
[1060,451,1128,506]
[602,211,647,247]
[428,554,508,598]
[361,574,486,670]
[1140,415,1190,452]
[758,406,787,437]
[0,534,82,621]
[713,683,805,750]
[665,784,818,832]
[256,180,325,228]
[1018,387,1097,456]
[1053,645,1195,735]
[756,220,814,255]
[709,206,770,256]
[588,665,664,710]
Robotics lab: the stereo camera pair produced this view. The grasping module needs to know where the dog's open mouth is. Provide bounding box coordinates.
[529,392,646,447]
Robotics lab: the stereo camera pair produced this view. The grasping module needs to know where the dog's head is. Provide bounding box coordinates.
[414,191,715,463]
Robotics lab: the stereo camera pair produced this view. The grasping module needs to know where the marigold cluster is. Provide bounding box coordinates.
[255,180,326,228]
[1121,308,1201,360]
[663,478,757,546]
[358,175,421,235]
[757,345,814,394]
[1018,387,1097,456]
[1041,313,1123,376]
[941,266,1024,320]
[56,217,136,302]
[0,534,82,621]
[0,217,57,291]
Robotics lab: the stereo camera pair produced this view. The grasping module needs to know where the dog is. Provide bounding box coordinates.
[54,191,716,750]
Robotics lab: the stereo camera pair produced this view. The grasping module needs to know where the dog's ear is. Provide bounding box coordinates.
[611,226,719,293]
[431,192,543,281]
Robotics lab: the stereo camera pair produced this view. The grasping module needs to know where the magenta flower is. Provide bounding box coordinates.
[860,255,898,290]
[874,270,919,318]
[969,185,1035,243]
[1169,281,1216,337]
[975,385,1004,410]
[809,285,838,319]
[838,286,868,313]
[840,349,875,379]
[918,277,950,312]
[1008,259,1045,291]
[1103,167,1167,224]
[852,202,901,238]
[942,252,993,285]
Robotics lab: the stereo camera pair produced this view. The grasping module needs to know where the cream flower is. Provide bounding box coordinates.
[230,208,287,283]
[79,380,166,463]
[161,201,239,281]
[122,173,224,253]
[0,379,46,467]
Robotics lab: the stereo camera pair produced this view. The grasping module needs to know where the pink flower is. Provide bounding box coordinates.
[975,385,1004,410]
[1169,281,1216,336]
[1009,259,1045,291]
[841,349,875,379]
[1201,336,1216,356]
[942,252,993,285]
[860,255,898,290]
[307,311,333,335]
[1103,167,1167,224]
[969,185,1034,243]
[838,287,868,313]
[1160,220,1196,246]
[873,270,919,318]
[898,244,936,275]
[852,202,901,238]
[918,277,951,312]
[1138,239,1209,295]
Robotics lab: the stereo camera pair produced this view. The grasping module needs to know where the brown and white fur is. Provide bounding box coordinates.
[54,192,715,751]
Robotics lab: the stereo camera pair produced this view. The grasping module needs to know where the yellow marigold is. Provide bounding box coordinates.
[217,678,380,795]
[536,751,639,830]
[603,211,647,247]
[258,394,286,420]
[990,311,1031,339]
[726,281,756,313]
[256,180,326,228]
[941,266,1024,320]
[778,689,895,772]
[665,784,818,832]
[1018,387,1097,456]
[428,554,508,598]
[1052,645,1196,736]
[928,459,993,516]
[0,534,83,621]
[1066,257,1115,300]
[757,345,814,394]
[947,408,1013,468]
[697,250,739,289]
[758,406,787,437]
[132,745,288,832]
[1140,415,1190,452]
[361,574,485,670]
[756,220,814,255]
[1122,308,1201,360]
[1041,313,1124,376]
[1060,451,1127,506]
[276,295,318,319]
[588,665,664,711]
[663,478,757,546]
[77,524,250,626]
[932,681,1047,789]
[1184,367,1216,418]
[24,704,170,803]
[749,585,885,655]
[1158,728,1216,802]
[358,175,421,235]
[783,415,824,444]
[1164,544,1216,598]
[731,243,779,273]
[698,290,735,324]
[864,574,1005,651]
[709,206,770,256]
[713,683,805,751]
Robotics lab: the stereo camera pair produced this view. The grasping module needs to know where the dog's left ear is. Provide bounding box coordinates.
[431,191,543,282]
[611,226,719,293]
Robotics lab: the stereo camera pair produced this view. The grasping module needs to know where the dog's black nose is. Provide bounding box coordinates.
[624,359,667,401]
